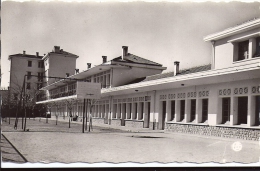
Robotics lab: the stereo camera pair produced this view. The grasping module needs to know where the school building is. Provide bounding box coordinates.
[33,18,260,140]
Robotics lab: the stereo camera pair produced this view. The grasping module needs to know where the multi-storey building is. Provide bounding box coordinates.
[30,18,260,140]
[9,51,44,96]
[8,46,79,116]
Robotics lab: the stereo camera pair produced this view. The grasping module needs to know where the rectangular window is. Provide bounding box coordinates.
[238,40,249,61]
[190,99,196,122]
[38,72,44,82]
[38,61,44,68]
[27,72,31,80]
[26,83,31,90]
[28,61,32,67]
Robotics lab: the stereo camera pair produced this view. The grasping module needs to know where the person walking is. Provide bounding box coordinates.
[89,113,93,132]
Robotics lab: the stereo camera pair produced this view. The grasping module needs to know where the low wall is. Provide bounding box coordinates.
[149,122,159,130]
[92,118,105,124]
[111,119,121,126]
[125,120,144,128]
[165,123,260,141]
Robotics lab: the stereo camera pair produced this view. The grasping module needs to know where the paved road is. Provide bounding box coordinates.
[1,118,260,164]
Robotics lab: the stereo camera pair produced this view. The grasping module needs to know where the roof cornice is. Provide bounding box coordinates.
[101,61,260,95]
[204,18,260,42]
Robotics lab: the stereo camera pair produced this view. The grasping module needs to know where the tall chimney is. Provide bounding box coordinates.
[87,63,91,69]
[174,61,180,76]
[102,56,107,63]
[122,46,128,59]
[54,46,60,53]
[36,52,39,57]
[23,51,26,55]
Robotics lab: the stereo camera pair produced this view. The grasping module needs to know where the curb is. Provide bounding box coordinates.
[1,134,28,163]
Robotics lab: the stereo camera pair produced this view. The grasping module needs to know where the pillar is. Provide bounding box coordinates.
[230,96,238,126]
[175,100,180,122]
[137,102,143,120]
[144,102,150,128]
[208,89,221,126]
[248,95,256,126]
[185,99,191,123]
[249,38,256,59]
[126,103,131,119]
[132,103,137,120]
[166,100,171,122]
[196,99,202,123]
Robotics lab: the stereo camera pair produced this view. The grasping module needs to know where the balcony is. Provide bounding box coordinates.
[36,82,101,104]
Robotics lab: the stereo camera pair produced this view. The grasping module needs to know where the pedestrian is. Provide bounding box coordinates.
[89,113,93,131]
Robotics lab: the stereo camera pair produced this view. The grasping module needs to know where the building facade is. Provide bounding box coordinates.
[15,18,260,141]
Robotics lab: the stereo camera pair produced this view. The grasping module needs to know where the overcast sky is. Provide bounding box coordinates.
[1,1,260,87]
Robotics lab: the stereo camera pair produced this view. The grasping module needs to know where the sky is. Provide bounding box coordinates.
[1,1,260,88]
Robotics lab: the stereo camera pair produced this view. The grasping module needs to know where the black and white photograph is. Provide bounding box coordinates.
[1,0,260,168]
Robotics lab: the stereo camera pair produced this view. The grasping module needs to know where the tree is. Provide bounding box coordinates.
[86,99,98,132]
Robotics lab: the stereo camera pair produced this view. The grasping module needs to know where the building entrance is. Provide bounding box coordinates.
[237,97,248,124]
[180,100,185,122]
[162,101,166,129]
[190,99,196,122]
[222,98,230,124]
[256,96,260,126]
[202,99,208,123]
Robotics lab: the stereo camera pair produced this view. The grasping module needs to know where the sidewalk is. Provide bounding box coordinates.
[44,116,164,133]
[1,134,27,163]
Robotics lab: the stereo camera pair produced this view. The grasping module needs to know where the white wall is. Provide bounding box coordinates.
[214,28,260,70]
[10,56,44,92]
[47,54,77,85]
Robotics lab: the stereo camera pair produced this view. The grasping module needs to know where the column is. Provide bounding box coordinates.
[138,102,144,120]
[143,102,149,128]
[185,99,191,123]
[126,103,131,119]
[196,99,202,123]
[76,101,79,116]
[211,41,215,69]
[208,89,221,126]
[249,38,256,59]
[166,100,171,122]
[248,95,256,126]
[132,103,137,120]
[230,96,238,126]
[97,105,100,118]
[175,100,180,122]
